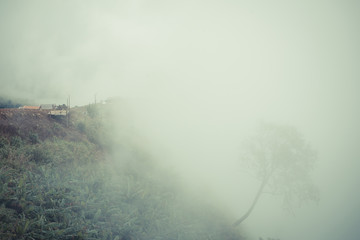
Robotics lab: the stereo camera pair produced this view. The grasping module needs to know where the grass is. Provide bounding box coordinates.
[0,107,243,240]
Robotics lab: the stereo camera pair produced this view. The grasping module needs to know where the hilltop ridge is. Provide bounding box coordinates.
[0,106,90,143]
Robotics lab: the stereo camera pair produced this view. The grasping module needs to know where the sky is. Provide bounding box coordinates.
[1,1,360,239]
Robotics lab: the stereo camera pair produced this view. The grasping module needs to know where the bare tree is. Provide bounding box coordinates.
[233,123,319,227]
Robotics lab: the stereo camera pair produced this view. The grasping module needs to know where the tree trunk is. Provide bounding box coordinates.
[233,174,270,227]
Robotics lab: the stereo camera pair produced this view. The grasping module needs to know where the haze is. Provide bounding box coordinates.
[1,1,360,239]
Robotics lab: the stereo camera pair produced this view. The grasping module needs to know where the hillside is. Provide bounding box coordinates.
[0,108,83,142]
[0,104,244,240]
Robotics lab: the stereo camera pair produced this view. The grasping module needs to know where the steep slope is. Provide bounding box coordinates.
[0,108,84,142]
[0,104,244,240]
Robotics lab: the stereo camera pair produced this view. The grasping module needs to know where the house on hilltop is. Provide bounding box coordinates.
[48,110,67,116]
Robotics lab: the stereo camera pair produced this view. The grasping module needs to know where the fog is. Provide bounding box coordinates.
[1,0,360,239]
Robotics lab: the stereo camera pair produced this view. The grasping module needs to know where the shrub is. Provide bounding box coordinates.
[0,147,9,160]
[76,122,86,133]
[87,104,98,118]
[0,136,10,159]
[52,122,61,131]
[28,146,51,164]
[0,136,9,148]
[10,136,22,148]
[29,132,39,144]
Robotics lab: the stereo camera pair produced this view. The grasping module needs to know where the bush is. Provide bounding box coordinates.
[52,122,61,131]
[0,136,9,148]
[10,136,22,148]
[87,104,98,118]
[28,146,51,164]
[0,136,10,159]
[0,147,10,160]
[29,132,39,144]
[76,122,86,133]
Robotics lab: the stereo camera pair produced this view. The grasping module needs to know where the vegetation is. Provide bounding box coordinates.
[28,132,40,145]
[0,96,34,109]
[233,123,319,226]
[0,97,24,109]
[86,104,98,118]
[0,105,243,240]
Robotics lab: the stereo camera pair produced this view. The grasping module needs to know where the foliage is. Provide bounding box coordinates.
[85,122,100,144]
[10,136,23,148]
[28,132,40,144]
[0,97,24,109]
[27,146,52,163]
[86,104,98,118]
[56,104,68,110]
[0,109,243,240]
[0,136,10,148]
[52,122,62,132]
[76,121,86,134]
[78,117,111,150]
[0,136,10,159]
[246,123,318,208]
[234,122,319,226]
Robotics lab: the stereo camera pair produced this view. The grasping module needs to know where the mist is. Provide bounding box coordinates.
[1,0,360,239]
